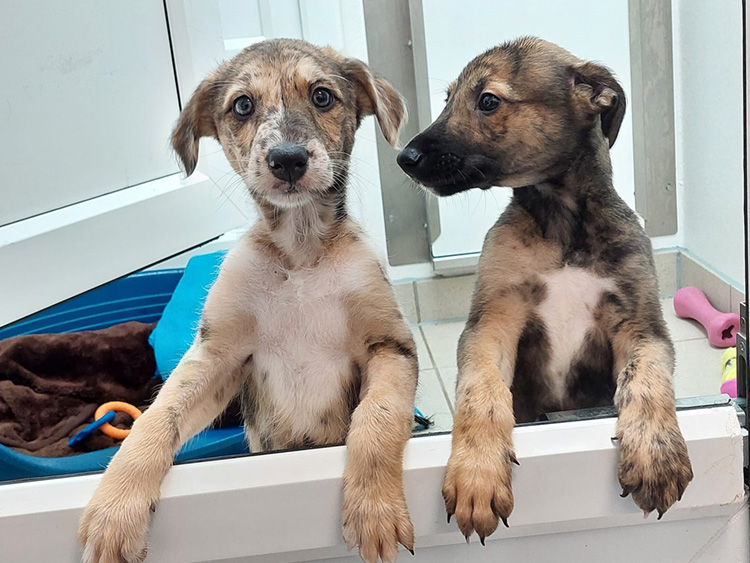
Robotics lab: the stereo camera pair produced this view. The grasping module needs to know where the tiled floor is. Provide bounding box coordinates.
[412,297,727,433]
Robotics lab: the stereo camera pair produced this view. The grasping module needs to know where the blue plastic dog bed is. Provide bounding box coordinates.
[0,258,248,482]
[0,252,431,482]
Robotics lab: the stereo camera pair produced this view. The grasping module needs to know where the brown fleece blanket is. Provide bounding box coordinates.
[0,322,161,457]
[0,321,243,458]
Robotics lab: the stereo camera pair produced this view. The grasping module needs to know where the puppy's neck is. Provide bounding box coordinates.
[256,193,347,269]
[514,133,622,247]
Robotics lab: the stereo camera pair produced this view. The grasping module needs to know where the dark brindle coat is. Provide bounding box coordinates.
[398,37,693,543]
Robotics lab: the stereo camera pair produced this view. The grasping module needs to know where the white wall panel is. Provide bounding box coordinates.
[0,1,181,225]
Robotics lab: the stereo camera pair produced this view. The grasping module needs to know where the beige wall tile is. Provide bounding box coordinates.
[415,274,475,323]
[439,366,458,408]
[654,250,678,297]
[679,254,732,313]
[410,325,434,371]
[420,322,463,369]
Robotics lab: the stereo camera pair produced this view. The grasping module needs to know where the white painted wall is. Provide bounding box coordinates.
[668,0,745,288]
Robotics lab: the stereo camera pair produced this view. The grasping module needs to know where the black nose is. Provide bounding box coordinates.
[266,143,308,183]
[396,146,424,170]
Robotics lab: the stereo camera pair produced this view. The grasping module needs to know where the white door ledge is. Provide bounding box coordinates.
[0,172,249,327]
[0,405,742,562]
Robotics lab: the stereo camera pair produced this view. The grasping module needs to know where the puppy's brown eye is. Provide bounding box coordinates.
[312,87,334,110]
[232,95,254,119]
[478,93,501,113]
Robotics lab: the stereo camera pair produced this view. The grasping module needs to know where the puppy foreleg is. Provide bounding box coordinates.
[78,341,247,563]
[613,337,693,518]
[443,297,527,544]
[342,343,417,563]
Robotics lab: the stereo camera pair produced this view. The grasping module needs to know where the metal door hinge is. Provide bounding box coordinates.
[737,302,748,416]
[737,302,748,471]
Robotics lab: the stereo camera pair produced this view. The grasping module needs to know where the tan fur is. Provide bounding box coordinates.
[398,37,692,543]
[612,331,692,516]
[79,39,414,563]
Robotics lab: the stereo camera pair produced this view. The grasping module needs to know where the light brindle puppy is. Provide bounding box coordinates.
[397,37,693,543]
[79,39,416,563]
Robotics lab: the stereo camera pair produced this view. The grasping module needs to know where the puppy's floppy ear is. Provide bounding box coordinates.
[341,58,407,148]
[570,62,626,148]
[171,77,219,176]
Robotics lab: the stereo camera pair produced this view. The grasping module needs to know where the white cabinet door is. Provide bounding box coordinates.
[0,2,249,327]
[0,1,181,225]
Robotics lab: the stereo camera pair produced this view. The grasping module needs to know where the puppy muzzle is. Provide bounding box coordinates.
[267,143,309,184]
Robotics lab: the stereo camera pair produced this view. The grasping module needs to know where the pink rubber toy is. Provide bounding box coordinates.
[673,286,739,348]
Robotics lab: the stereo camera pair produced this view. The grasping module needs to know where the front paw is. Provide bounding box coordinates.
[617,423,693,519]
[341,481,414,563]
[79,487,155,563]
[442,440,516,544]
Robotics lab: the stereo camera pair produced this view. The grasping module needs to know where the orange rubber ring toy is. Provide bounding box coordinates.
[94,401,142,440]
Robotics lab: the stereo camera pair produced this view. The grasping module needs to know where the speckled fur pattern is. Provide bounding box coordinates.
[79,39,416,563]
[398,37,693,544]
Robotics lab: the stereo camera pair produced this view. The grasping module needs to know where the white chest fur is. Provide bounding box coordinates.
[536,266,614,403]
[240,251,366,433]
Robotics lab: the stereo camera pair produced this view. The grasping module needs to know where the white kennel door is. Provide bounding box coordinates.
[418,0,634,264]
[0,1,180,226]
[0,1,249,327]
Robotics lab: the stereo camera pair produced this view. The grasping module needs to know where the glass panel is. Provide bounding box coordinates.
[412,0,745,412]
[0,0,430,486]
[1,0,745,488]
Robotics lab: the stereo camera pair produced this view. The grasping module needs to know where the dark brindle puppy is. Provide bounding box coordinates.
[397,37,693,542]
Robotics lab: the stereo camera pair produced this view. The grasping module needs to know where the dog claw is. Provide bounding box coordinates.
[447,513,452,524]
[643,510,650,519]
[465,534,471,544]
[408,548,415,556]
[620,487,630,498]
[509,452,520,466]
[501,517,509,528]
[657,509,664,521]
[479,535,486,546]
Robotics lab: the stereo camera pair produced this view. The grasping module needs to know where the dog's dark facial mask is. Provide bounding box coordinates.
[397,37,625,196]
[172,39,405,209]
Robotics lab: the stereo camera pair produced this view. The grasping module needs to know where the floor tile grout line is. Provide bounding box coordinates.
[415,325,438,372]
[419,325,456,415]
